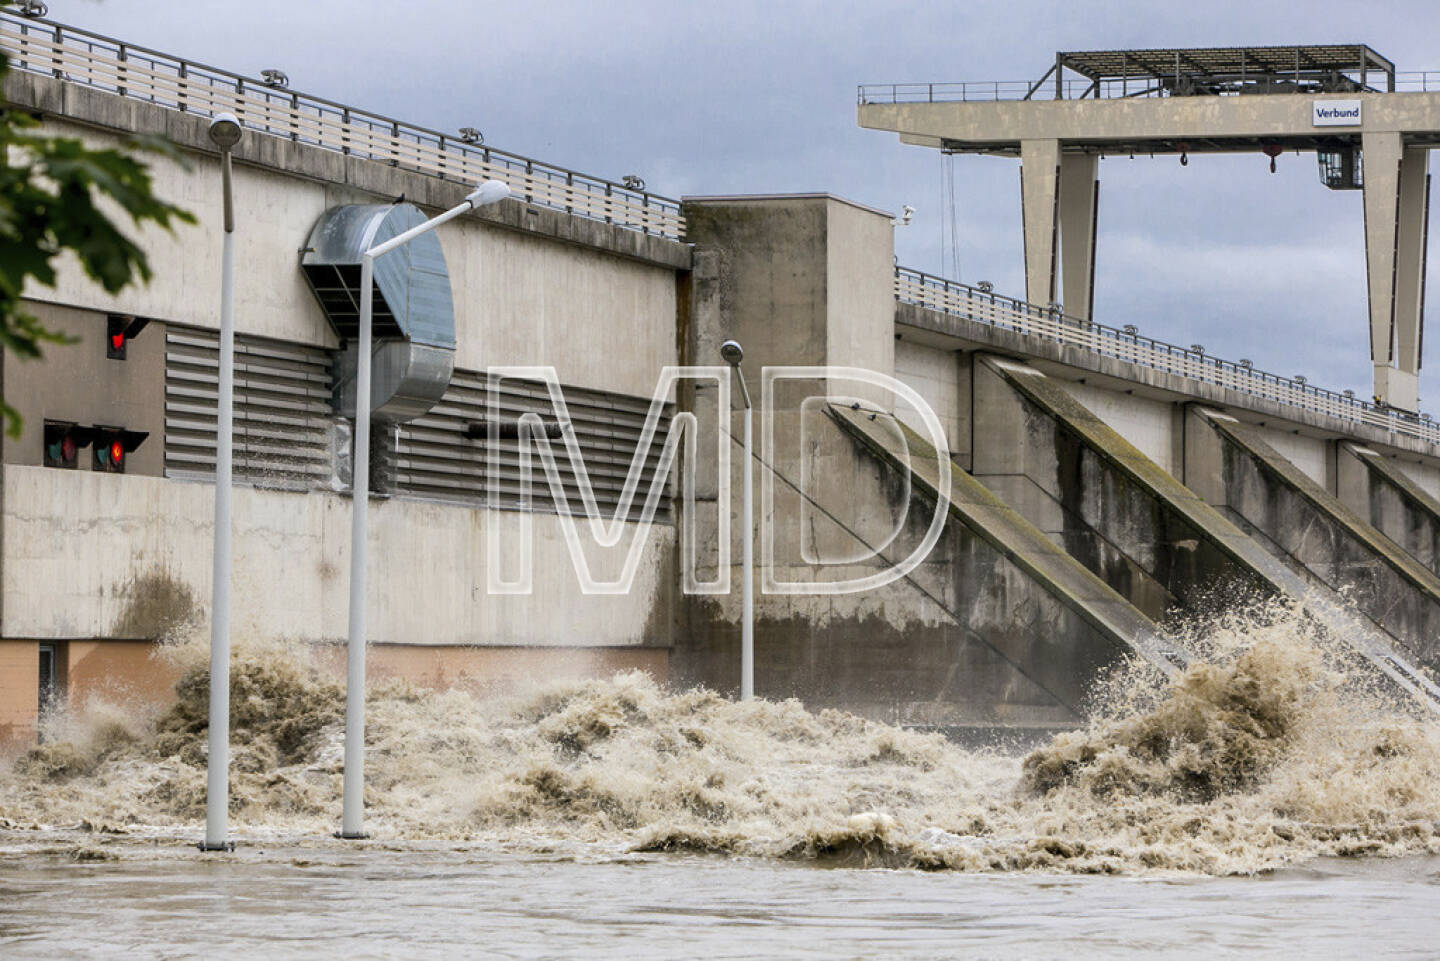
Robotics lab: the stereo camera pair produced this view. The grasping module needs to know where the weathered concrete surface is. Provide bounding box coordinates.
[681,194,895,408]
[2,467,676,650]
[893,337,964,456]
[5,71,685,401]
[966,357,1440,711]
[674,399,1153,730]
[971,354,1270,621]
[674,194,1128,729]
[1338,442,1440,577]
[832,403,1171,671]
[1188,408,1440,669]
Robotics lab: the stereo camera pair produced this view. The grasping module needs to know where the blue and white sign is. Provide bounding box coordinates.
[1313,100,1362,126]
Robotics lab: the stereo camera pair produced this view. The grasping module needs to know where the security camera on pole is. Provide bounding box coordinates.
[201,111,241,853]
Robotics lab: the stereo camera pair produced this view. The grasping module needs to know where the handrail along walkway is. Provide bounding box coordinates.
[894,266,1440,446]
[0,12,685,240]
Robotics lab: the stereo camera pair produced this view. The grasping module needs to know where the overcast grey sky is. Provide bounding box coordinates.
[47,0,1440,401]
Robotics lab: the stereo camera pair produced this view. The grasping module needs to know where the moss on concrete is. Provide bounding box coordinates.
[828,403,1172,672]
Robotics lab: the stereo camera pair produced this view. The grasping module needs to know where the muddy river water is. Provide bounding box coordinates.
[1,839,1437,959]
[3,602,1440,957]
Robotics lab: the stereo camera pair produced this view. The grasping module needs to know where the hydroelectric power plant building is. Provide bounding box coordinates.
[4,15,1440,743]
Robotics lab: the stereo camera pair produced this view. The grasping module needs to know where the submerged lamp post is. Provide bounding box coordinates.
[720,339,754,702]
[202,111,242,853]
[340,179,511,840]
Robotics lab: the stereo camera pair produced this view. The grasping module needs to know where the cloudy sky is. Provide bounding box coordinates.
[43,0,1440,401]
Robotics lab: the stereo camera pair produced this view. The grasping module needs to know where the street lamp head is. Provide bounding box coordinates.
[465,180,511,209]
[720,340,744,367]
[208,113,242,150]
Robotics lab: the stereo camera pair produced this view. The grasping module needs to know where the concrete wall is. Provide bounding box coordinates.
[893,338,963,454]
[673,402,1140,729]
[1394,459,1440,500]
[1186,409,1440,668]
[0,69,698,747]
[2,467,674,648]
[681,194,896,407]
[1061,380,1176,476]
[3,303,165,476]
[24,116,680,401]
[970,356,1275,622]
[676,196,1149,729]
[1,70,688,719]
[1337,443,1440,577]
[1255,429,1330,490]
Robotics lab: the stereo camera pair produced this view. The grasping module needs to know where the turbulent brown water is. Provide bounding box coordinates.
[3,600,1439,877]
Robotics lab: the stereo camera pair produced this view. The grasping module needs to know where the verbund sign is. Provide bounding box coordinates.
[1313,100,1362,126]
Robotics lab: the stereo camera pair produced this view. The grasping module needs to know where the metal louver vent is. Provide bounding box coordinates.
[164,327,674,523]
[164,327,334,488]
[395,371,676,524]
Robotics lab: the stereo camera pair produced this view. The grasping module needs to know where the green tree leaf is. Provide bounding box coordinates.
[0,49,194,437]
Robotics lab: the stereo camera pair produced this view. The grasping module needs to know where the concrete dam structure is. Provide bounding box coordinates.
[3,15,1440,745]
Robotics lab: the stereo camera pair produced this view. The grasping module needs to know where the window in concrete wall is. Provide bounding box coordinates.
[37,643,65,727]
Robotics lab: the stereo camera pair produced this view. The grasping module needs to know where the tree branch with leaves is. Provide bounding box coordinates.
[0,49,194,435]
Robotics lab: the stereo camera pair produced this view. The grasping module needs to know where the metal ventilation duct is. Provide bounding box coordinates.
[300,203,457,423]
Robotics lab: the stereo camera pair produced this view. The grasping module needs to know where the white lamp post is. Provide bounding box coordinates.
[340,180,511,839]
[720,339,754,701]
[201,111,241,853]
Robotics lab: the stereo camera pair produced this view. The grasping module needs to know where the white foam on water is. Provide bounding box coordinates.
[3,598,1438,876]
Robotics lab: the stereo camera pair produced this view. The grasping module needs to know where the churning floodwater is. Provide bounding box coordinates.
[1,842,1438,959]
[3,597,1440,957]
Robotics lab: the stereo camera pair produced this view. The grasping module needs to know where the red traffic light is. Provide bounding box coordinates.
[105,315,150,360]
[91,427,148,473]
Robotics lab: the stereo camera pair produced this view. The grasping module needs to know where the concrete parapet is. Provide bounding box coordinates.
[897,300,1440,462]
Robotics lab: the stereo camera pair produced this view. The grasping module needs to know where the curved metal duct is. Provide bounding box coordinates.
[300,202,457,423]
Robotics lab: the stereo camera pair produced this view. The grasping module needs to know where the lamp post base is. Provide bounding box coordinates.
[196,841,236,852]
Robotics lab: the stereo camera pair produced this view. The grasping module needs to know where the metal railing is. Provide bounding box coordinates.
[894,266,1440,445]
[859,71,1440,104]
[0,12,685,239]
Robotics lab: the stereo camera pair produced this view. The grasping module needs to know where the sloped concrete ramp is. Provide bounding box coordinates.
[1339,442,1440,578]
[830,403,1177,676]
[1182,408,1440,703]
[969,356,1438,709]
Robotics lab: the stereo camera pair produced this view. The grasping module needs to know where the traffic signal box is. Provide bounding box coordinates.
[91,427,148,473]
[42,422,93,469]
[105,314,150,361]
[42,421,147,473]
